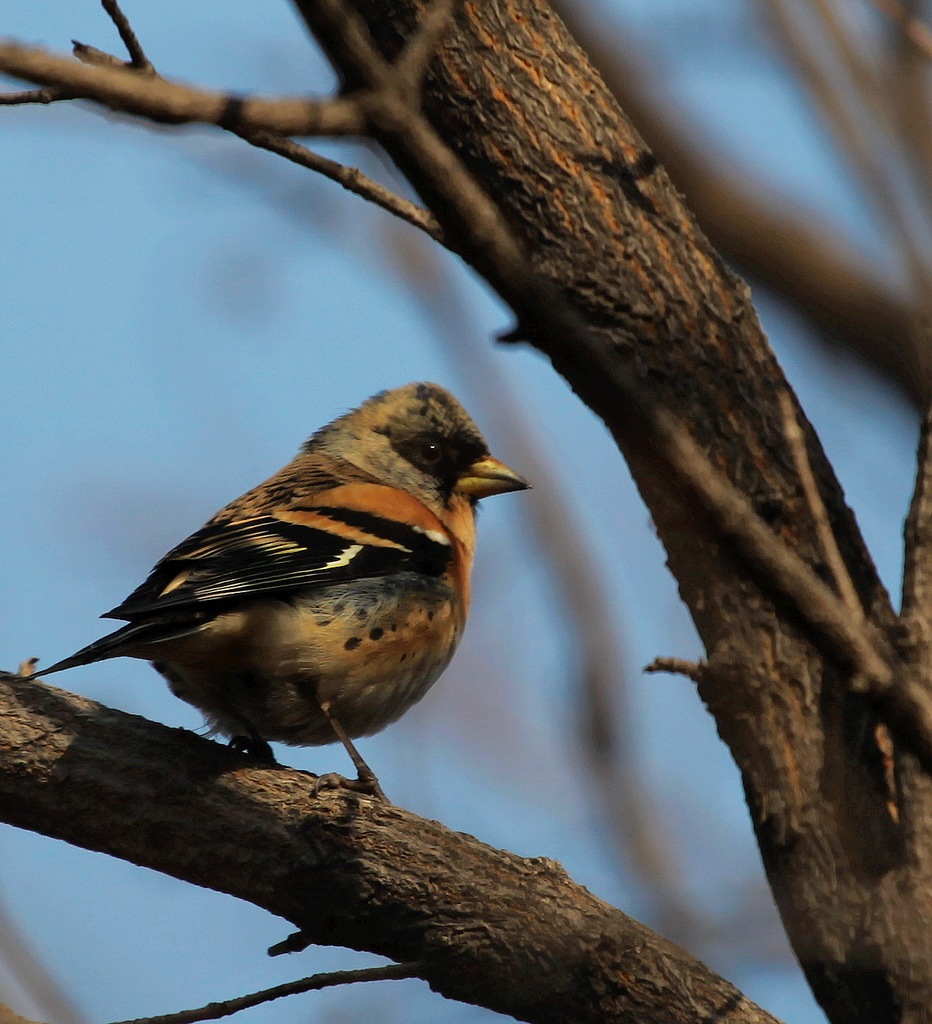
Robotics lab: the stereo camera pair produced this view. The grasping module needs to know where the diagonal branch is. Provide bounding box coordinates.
[548,0,928,410]
[233,130,444,241]
[760,0,932,300]
[779,391,863,620]
[100,0,153,72]
[392,0,455,93]
[294,0,932,773]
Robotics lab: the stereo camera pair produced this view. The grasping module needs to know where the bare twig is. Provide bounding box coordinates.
[654,405,894,684]
[238,130,444,241]
[761,0,932,300]
[779,391,863,619]
[811,0,887,124]
[101,0,154,71]
[0,900,86,1024]
[644,657,706,684]
[105,963,423,1024]
[548,0,927,411]
[0,42,365,135]
[72,41,135,71]
[882,0,932,222]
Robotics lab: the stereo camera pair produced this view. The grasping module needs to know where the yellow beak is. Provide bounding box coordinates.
[456,455,530,499]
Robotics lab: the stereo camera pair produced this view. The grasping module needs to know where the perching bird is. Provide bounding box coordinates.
[33,382,528,797]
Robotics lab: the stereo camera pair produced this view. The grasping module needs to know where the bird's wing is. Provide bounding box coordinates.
[104,486,453,620]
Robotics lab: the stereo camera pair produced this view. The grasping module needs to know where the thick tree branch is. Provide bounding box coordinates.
[287,0,932,773]
[0,673,782,1024]
[549,0,929,410]
[290,1,932,1021]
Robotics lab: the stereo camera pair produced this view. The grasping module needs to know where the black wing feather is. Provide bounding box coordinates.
[104,510,450,620]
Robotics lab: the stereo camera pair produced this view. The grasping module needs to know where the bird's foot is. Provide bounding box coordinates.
[229,733,276,762]
[314,768,388,802]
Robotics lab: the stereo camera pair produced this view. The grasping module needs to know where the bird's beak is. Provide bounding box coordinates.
[456,455,530,499]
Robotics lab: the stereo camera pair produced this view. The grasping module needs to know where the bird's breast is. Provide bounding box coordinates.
[154,571,466,744]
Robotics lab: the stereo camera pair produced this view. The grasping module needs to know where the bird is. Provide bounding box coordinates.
[31,382,528,798]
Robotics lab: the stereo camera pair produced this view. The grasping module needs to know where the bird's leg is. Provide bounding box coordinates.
[316,700,387,801]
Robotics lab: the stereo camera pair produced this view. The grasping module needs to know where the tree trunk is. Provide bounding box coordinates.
[292,1,932,1020]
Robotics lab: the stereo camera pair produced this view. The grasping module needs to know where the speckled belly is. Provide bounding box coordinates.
[152,573,464,746]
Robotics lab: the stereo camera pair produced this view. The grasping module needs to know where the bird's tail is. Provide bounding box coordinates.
[28,619,199,678]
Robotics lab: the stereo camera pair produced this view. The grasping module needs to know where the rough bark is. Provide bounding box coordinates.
[547,0,925,411]
[0,673,781,1024]
[1,1,931,1020]
[289,1,932,1021]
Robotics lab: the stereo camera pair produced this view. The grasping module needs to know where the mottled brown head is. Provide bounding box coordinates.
[306,382,528,508]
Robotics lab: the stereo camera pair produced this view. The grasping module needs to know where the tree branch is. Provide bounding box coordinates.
[233,130,444,241]
[99,0,153,72]
[0,41,364,135]
[549,0,929,410]
[901,397,932,676]
[290,1,932,1019]
[107,962,424,1024]
[0,673,782,1024]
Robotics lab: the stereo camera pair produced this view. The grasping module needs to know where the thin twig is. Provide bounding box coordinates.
[72,5,442,243]
[72,41,134,71]
[644,657,706,683]
[881,0,932,224]
[654,404,894,688]
[101,0,154,71]
[0,900,87,1024]
[105,962,424,1024]
[549,0,927,412]
[237,130,444,241]
[811,0,887,124]
[761,0,932,302]
[779,391,863,619]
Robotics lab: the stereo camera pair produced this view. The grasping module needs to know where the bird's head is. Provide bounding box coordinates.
[306,382,529,509]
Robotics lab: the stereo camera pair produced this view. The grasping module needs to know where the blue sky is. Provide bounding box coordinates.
[0,2,918,1023]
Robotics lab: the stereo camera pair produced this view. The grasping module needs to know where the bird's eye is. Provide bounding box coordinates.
[418,440,443,466]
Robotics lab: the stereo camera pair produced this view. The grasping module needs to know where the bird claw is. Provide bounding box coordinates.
[314,770,388,802]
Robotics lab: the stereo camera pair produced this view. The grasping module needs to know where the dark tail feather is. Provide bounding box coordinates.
[30,619,200,678]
